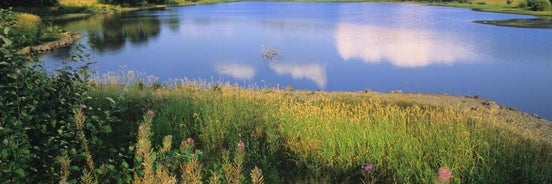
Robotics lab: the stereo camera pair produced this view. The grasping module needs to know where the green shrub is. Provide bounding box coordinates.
[5,11,63,48]
[523,0,552,11]
[0,9,111,183]
[518,0,528,8]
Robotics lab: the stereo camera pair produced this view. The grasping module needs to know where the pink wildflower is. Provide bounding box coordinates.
[437,167,453,183]
[186,137,194,145]
[138,125,146,131]
[237,140,245,151]
[362,163,373,174]
[146,109,155,116]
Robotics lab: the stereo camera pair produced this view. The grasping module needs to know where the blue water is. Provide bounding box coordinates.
[42,2,552,120]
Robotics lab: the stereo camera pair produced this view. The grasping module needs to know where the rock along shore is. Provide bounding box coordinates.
[18,32,82,56]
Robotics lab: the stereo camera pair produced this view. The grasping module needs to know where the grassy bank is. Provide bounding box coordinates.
[285,0,552,16]
[79,79,552,183]
[435,1,552,17]
[13,0,236,20]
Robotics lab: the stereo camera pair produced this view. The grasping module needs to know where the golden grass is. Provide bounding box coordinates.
[15,13,41,32]
[59,0,98,7]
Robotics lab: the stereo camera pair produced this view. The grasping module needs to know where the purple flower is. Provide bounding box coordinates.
[146,109,155,116]
[362,163,373,174]
[237,140,245,151]
[437,167,453,183]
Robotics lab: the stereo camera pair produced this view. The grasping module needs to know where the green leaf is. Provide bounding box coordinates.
[0,35,12,46]
[70,166,80,172]
[3,27,9,35]
[102,125,112,133]
[121,161,129,169]
[15,168,26,177]
[107,164,115,172]
[96,168,104,175]
[124,175,132,183]
[106,97,116,105]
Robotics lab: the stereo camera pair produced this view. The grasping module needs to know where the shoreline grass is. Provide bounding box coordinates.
[85,80,552,183]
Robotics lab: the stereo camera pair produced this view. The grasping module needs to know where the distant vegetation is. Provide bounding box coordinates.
[519,0,552,11]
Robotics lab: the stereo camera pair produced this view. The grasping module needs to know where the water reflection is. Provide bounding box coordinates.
[165,17,180,32]
[268,62,326,89]
[334,23,475,67]
[214,63,255,80]
[57,13,162,54]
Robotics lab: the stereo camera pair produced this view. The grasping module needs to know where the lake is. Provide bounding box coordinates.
[41,2,552,120]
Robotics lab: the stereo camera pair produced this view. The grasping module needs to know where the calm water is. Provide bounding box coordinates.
[42,2,552,120]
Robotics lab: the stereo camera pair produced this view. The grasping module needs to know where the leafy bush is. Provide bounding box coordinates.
[522,0,552,11]
[4,11,63,48]
[0,9,109,183]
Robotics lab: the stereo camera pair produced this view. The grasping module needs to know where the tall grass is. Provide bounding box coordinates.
[88,80,552,183]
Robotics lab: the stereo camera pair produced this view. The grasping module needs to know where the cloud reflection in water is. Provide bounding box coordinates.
[214,63,255,80]
[269,62,327,89]
[334,23,475,67]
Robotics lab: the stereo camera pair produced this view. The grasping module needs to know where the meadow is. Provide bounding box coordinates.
[75,75,552,183]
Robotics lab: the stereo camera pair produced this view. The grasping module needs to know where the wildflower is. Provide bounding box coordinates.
[237,140,245,151]
[362,163,373,174]
[79,104,87,109]
[146,109,155,116]
[138,125,146,131]
[437,167,453,183]
[186,137,194,145]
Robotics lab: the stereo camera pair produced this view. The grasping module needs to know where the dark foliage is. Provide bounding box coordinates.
[1,0,58,8]
[98,0,169,6]
[523,0,552,11]
[0,9,134,183]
